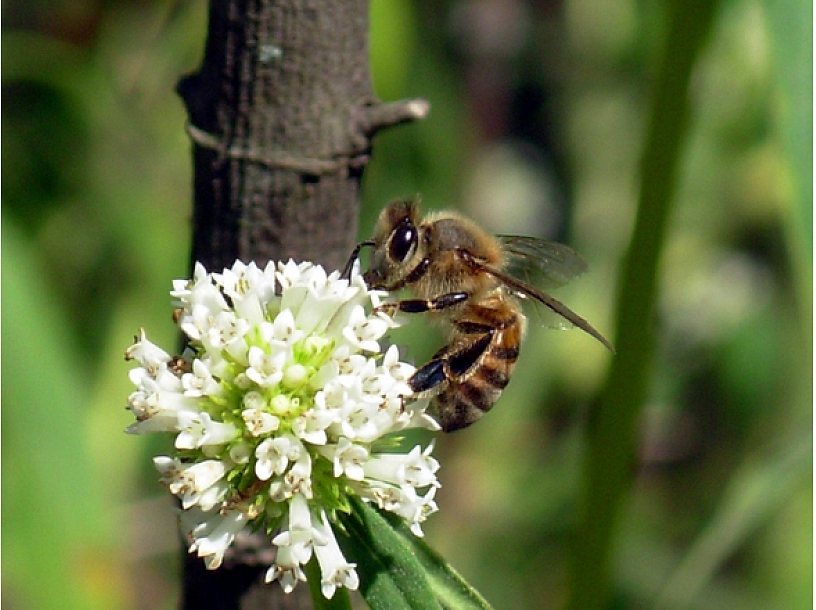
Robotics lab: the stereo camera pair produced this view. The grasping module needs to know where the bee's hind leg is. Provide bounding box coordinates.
[408,320,512,432]
[408,332,493,394]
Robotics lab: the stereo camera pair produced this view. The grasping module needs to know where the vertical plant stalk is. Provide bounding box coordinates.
[175,0,427,607]
[567,1,720,609]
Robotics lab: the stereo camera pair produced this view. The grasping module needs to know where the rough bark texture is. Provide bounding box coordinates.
[179,0,427,274]
[175,0,427,607]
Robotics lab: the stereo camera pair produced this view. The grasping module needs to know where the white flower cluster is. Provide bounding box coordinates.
[125,260,440,598]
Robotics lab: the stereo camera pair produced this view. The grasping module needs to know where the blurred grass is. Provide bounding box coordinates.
[653,434,811,610]
[2,1,811,609]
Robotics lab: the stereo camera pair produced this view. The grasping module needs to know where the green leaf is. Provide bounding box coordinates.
[335,497,493,610]
[378,510,493,610]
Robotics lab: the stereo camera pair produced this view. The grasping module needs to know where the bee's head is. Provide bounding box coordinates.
[363,198,424,290]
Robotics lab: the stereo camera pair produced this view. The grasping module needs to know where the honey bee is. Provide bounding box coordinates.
[343,198,613,432]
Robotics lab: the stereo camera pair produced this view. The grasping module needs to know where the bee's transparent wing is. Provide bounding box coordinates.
[486,237,614,351]
[499,235,588,291]
[512,291,574,331]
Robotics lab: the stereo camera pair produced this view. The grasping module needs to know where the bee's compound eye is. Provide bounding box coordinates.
[388,219,418,263]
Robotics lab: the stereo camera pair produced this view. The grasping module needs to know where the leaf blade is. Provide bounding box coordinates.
[335,498,492,610]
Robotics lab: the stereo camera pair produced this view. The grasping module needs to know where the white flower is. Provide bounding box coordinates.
[401,396,442,432]
[154,457,229,510]
[125,259,442,598]
[246,346,287,387]
[187,509,249,569]
[182,359,223,397]
[284,453,313,499]
[380,344,416,383]
[291,407,334,445]
[125,379,196,434]
[313,509,359,599]
[124,340,200,435]
[342,305,391,352]
[125,329,172,370]
[364,444,440,489]
[262,309,304,346]
[320,437,369,480]
[242,406,280,437]
[271,494,325,565]
[255,434,303,481]
[393,486,439,538]
[175,411,238,450]
[204,311,250,362]
[264,543,307,592]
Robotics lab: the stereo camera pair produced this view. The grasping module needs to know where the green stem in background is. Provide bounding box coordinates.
[567,1,721,609]
[761,0,813,416]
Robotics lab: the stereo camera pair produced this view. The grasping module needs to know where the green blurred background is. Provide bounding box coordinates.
[2,1,811,609]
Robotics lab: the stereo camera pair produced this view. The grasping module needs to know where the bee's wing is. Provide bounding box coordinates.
[477,240,614,352]
[499,235,588,291]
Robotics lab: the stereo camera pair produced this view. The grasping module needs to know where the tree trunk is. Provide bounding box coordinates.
[175,0,427,607]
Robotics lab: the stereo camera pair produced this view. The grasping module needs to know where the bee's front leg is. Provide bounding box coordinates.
[375,292,469,317]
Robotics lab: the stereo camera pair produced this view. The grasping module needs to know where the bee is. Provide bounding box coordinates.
[343,198,613,432]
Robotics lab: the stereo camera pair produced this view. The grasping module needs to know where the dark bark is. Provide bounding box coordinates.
[175,0,427,607]
[178,0,427,274]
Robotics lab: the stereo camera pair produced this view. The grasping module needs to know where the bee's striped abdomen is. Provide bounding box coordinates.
[430,298,524,432]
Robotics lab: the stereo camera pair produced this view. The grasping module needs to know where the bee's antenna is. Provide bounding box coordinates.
[341,240,375,280]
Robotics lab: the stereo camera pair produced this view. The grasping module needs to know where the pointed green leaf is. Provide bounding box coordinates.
[335,497,492,610]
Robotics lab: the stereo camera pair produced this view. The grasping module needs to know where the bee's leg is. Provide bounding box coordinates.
[410,316,519,432]
[375,292,469,316]
[409,358,448,393]
[409,332,493,393]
